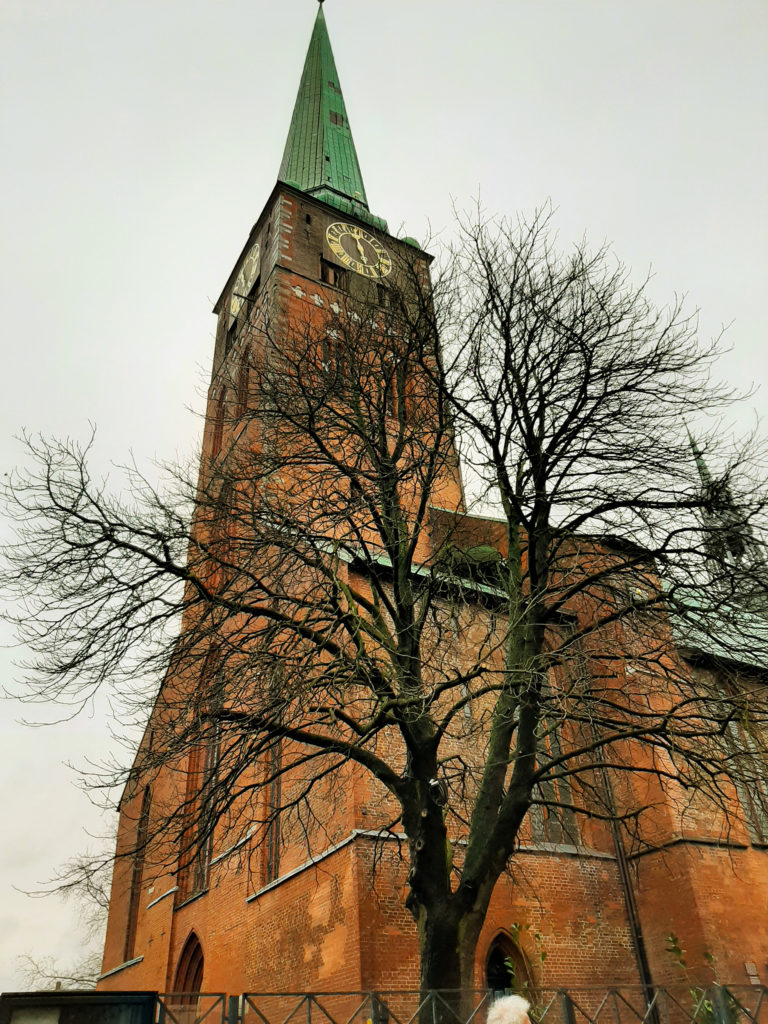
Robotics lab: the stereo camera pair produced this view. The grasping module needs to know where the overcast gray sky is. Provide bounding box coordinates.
[1,0,767,990]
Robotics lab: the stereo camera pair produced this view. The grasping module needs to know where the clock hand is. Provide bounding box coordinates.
[355,237,369,264]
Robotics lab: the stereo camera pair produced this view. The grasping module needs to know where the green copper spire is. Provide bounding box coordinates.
[278,4,387,231]
[686,426,713,488]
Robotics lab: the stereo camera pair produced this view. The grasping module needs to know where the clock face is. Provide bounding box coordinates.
[229,241,261,325]
[326,222,392,279]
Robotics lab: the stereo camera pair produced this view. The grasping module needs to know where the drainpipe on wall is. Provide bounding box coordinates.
[572,634,658,1010]
[595,743,658,1017]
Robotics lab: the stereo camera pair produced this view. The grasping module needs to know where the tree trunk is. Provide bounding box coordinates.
[415,903,486,1024]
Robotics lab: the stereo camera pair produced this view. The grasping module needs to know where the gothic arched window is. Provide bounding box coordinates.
[485,933,532,994]
[174,931,204,995]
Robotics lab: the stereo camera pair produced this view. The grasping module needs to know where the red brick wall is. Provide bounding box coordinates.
[98,183,768,1001]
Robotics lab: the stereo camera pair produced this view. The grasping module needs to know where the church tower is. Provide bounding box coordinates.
[200,0,461,516]
[98,3,464,1002]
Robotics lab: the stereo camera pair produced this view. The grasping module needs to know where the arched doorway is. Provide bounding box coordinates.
[485,933,533,994]
[172,932,204,1021]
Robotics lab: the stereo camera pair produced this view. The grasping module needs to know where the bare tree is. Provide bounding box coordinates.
[17,854,112,991]
[3,209,767,1011]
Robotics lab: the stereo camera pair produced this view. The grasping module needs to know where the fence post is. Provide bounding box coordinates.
[227,995,241,1024]
[157,1000,166,1024]
[372,994,389,1024]
[559,992,577,1024]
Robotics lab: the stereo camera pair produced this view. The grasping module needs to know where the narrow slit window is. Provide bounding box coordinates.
[124,786,151,962]
[265,740,282,883]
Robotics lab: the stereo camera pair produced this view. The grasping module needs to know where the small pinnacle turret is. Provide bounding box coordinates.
[687,429,764,588]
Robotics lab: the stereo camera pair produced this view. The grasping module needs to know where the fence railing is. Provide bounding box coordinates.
[154,988,768,1024]
[156,992,228,1023]
[532,987,768,1024]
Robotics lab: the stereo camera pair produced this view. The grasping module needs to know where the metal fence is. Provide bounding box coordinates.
[154,988,768,1024]
[533,987,768,1024]
[157,992,228,1023]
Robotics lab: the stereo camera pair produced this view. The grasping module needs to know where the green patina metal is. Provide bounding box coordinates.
[686,425,713,488]
[279,5,387,231]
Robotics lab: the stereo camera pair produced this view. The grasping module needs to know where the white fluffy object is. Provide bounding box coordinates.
[487,995,531,1024]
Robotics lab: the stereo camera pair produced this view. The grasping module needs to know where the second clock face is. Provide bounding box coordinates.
[326,222,392,279]
[229,241,261,325]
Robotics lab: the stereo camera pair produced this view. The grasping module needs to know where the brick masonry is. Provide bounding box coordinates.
[98,183,768,1001]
